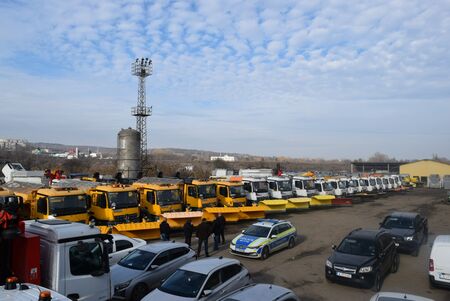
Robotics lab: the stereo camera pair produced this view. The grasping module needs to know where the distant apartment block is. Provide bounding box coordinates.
[0,138,28,150]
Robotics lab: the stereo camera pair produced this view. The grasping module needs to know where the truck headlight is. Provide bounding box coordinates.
[114,280,131,291]
[359,266,372,273]
[326,260,333,268]
[405,236,414,241]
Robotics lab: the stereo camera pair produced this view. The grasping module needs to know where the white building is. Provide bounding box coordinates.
[210,154,235,162]
[0,138,28,150]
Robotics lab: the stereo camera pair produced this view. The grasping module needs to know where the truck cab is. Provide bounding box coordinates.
[243,177,270,204]
[133,178,184,217]
[215,178,246,207]
[25,219,112,301]
[314,180,333,196]
[267,176,293,199]
[88,185,140,224]
[339,178,355,195]
[15,187,89,223]
[292,176,317,197]
[327,179,346,196]
[350,177,363,193]
[182,179,217,210]
[382,176,393,190]
[360,177,373,192]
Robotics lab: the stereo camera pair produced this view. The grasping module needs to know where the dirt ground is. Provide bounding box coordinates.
[186,189,450,301]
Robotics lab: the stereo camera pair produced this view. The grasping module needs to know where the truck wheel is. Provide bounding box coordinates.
[261,247,269,260]
[288,237,295,249]
[132,283,149,301]
[390,253,399,273]
[372,271,383,292]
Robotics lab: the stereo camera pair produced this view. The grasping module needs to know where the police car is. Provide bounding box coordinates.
[230,219,297,260]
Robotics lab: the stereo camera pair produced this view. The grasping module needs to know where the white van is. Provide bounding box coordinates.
[429,235,450,288]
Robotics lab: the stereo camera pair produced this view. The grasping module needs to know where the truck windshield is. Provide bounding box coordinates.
[244,225,271,237]
[349,180,359,187]
[48,195,87,216]
[156,189,181,206]
[369,179,376,186]
[376,178,382,185]
[303,180,315,190]
[229,185,245,198]
[330,182,338,189]
[118,249,156,270]
[315,183,323,192]
[338,181,346,189]
[323,182,333,191]
[277,180,292,192]
[108,191,139,209]
[359,180,367,186]
[383,178,389,184]
[253,181,268,193]
[197,185,216,199]
[160,270,207,298]
[0,195,19,206]
[337,238,376,257]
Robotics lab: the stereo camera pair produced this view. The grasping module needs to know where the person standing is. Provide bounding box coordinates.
[196,218,210,257]
[183,219,194,247]
[217,213,226,244]
[160,217,171,241]
[212,217,221,251]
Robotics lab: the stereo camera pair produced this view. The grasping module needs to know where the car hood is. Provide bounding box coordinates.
[111,264,143,286]
[143,288,195,301]
[381,227,415,237]
[330,252,374,267]
[233,234,267,248]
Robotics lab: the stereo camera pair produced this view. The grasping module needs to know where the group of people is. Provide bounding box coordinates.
[159,213,226,257]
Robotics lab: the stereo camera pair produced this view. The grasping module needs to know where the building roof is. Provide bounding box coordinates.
[400,159,450,167]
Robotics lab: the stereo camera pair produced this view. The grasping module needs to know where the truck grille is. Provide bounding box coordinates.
[115,214,139,224]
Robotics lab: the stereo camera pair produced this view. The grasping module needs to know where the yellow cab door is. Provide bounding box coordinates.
[140,189,160,217]
[185,185,201,209]
[34,195,49,219]
[90,192,113,222]
[217,185,232,206]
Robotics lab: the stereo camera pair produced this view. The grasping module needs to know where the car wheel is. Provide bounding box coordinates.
[131,283,149,301]
[261,246,269,260]
[288,237,295,249]
[390,253,399,273]
[372,271,383,292]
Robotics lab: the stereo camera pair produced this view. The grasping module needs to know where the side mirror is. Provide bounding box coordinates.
[202,290,212,297]
[111,202,117,210]
[150,265,159,270]
[270,235,277,239]
[331,245,336,250]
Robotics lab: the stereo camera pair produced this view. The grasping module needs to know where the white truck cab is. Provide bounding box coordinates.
[292,176,317,197]
[360,177,373,192]
[314,180,333,196]
[382,176,393,190]
[326,179,346,196]
[339,178,355,195]
[243,177,270,204]
[350,177,363,193]
[25,219,112,301]
[267,176,293,199]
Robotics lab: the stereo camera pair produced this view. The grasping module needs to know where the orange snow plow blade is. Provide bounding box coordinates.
[286,198,310,210]
[238,206,266,220]
[203,207,240,222]
[309,195,334,207]
[161,211,204,229]
[258,199,288,213]
[97,221,161,240]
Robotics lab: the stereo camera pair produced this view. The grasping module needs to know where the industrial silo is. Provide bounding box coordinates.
[117,128,141,179]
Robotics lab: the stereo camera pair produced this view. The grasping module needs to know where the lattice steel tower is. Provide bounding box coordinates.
[131,58,152,165]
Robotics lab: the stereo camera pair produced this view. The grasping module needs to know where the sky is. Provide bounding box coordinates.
[0,0,449,160]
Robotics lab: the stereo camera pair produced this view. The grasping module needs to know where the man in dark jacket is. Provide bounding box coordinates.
[196,218,210,257]
[160,217,171,241]
[183,219,194,247]
[212,217,221,251]
[216,213,226,244]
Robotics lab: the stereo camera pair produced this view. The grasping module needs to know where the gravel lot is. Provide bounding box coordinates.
[188,189,450,301]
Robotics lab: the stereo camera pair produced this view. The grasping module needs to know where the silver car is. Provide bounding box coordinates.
[111,242,196,301]
[142,257,252,301]
[217,283,299,301]
[370,292,434,301]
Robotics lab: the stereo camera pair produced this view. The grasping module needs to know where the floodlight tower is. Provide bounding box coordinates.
[131,57,152,166]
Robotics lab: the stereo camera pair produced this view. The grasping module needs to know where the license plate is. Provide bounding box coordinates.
[336,272,352,278]
[439,273,450,280]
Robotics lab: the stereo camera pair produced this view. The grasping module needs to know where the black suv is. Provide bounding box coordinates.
[325,228,399,291]
[379,212,428,256]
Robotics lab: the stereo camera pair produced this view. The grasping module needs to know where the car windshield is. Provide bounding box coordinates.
[197,185,216,199]
[252,181,268,193]
[382,216,414,229]
[156,189,182,206]
[48,194,87,216]
[159,270,207,298]
[243,225,271,237]
[108,191,139,209]
[337,237,377,257]
[277,180,292,192]
[118,249,156,270]
[230,185,245,198]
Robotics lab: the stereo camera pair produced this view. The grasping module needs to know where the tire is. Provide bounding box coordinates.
[131,283,149,301]
[260,246,269,260]
[288,237,295,249]
[372,271,383,292]
[390,253,399,273]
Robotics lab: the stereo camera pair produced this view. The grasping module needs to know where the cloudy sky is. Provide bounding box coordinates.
[1,0,449,159]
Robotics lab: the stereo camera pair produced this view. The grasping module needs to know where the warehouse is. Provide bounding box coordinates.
[400,160,450,185]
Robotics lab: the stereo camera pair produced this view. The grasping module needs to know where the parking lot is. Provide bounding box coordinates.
[186,189,450,301]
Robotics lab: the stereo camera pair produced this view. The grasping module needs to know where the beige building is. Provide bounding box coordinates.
[400,160,450,183]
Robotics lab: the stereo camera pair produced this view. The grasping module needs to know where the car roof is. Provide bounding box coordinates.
[389,212,418,219]
[253,219,287,228]
[433,235,450,246]
[138,241,188,253]
[181,257,240,275]
[372,292,434,301]
[348,229,384,240]
[218,283,296,301]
